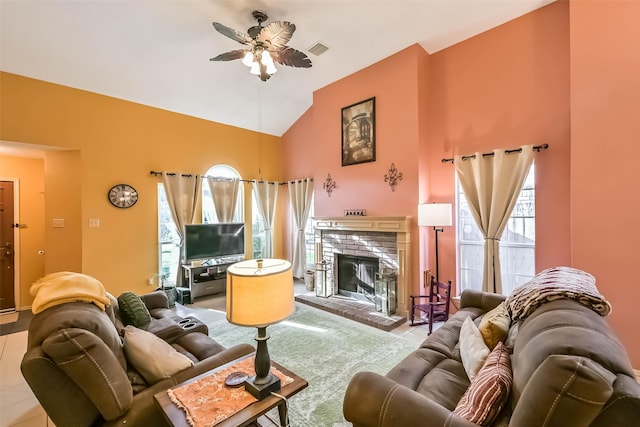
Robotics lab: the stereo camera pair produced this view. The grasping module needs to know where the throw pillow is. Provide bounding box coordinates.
[454,342,513,426]
[123,325,194,384]
[117,292,152,327]
[459,316,490,381]
[478,302,511,350]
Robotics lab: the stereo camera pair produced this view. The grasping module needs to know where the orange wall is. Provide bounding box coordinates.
[1,72,284,304]
[569,0,640,367]
[282,44,429,296]
[0,155,45,306]
[425,1,572,289]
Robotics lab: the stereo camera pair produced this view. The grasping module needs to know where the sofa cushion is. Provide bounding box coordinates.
[478,301,510,350]
[123,325,194,384]
[454,342,512,426]
[459,316,490,381]
[118,292,152,327]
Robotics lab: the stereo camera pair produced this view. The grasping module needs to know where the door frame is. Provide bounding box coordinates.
[1,177,20,311]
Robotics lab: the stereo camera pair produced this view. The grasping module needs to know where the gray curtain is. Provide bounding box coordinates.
[288,179,314,278]
[205,177,239,223]
[252,180,278,258]
[162,172,201,286]
[454,145,534,294]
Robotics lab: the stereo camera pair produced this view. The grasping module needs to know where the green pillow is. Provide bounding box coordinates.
[117,292,152,327]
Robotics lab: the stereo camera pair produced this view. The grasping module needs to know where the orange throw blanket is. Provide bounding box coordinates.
[30,271,110,314]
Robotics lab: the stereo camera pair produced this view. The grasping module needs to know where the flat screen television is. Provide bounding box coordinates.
[184,223,245,262]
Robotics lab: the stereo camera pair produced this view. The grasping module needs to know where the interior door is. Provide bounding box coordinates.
[0,181,16,311]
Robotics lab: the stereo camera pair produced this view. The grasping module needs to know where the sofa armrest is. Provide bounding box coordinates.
[460,289,505,312]
[343,371,477,427]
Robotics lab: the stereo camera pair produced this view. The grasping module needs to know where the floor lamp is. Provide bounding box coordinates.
[418,203,452,282]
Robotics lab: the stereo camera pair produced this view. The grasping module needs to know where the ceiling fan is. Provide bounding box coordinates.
[210,10,312,82]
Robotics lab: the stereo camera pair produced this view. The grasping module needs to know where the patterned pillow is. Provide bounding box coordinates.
[454,342,513,426]
[478,302,511,350]
[117,292,152,327]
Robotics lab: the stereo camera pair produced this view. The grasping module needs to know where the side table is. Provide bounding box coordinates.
[154,354,308,427]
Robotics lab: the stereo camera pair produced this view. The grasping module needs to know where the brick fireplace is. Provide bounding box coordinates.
[313,216,412,316]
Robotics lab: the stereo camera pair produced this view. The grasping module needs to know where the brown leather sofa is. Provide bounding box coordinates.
[21,290,254,427]
[343,289,640,426]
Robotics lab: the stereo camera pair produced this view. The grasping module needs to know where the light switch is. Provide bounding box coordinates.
[52,218,65,228]
[89,218,100,228]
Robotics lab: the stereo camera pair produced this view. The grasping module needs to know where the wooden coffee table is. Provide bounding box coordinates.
[154,354,308,427]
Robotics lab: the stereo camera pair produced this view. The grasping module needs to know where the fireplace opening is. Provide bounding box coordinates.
[336,254,379,302]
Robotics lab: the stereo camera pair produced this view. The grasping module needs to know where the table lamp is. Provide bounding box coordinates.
[226,259,294,399]
[418,203,452,282]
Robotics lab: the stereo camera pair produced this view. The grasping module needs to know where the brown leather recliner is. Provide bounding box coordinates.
[343,289,640,426]
[21,291,254,427]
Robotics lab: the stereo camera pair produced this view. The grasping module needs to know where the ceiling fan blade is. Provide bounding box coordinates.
[212,22,253,45]
[210,49,247,61]
[272,47,312,68]
[258,21,295,50]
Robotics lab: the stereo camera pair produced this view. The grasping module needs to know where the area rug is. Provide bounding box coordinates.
[187,302,417,427]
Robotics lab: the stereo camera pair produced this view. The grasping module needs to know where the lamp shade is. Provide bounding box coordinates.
[226,259,294,327]
[418,203,452,227]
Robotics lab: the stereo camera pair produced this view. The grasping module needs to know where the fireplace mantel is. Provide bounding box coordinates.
[312,216,412,317]
[313,216,412,233]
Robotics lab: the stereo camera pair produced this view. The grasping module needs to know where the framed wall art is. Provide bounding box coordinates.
[341,97,376,166]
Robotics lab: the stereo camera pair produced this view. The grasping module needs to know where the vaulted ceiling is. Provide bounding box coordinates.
[1,0,555,138]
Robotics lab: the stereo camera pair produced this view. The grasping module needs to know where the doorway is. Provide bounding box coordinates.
[0,181,16,312]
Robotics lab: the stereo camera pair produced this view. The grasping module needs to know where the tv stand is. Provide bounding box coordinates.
[182,262,233,299]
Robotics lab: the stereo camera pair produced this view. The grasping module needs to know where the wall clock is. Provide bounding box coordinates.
[108,184,138,209]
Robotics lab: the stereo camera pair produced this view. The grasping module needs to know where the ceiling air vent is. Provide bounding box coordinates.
[308,42,329,56]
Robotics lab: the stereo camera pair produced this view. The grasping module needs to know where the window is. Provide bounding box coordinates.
[158,164,244,284]
[252,190,266,259]
[158,184,180,285]
[304,195,315,269]
[457,164,535,295]
[202,165,244,223]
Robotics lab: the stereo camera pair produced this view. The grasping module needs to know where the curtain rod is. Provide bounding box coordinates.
[149,171,312,186]
[441,143,549,164]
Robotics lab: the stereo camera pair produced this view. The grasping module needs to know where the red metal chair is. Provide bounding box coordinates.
[409,271,452,335]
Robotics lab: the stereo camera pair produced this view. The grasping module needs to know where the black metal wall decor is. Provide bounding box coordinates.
[323,174,336,197]
[384,163,403,192]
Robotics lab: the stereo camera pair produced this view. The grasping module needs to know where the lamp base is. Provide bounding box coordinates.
[245,373,281,400]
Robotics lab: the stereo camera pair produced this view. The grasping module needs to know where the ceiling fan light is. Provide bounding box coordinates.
[261,50,274,66]
[266,62,277,75]
[242,51,254,67]
[249,61,261,75]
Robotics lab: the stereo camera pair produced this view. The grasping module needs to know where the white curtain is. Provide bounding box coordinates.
[162,172,201,286]
[288,179,314,278]
[252,181,278,258]
[205,177,239,223]
[454,145,534,294]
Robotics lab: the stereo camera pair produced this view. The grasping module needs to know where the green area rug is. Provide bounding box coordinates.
[190,303,417,427]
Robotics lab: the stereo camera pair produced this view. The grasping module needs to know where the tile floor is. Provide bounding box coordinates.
[0,283,433,427]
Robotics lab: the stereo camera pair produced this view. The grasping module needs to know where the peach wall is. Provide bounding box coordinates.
[1,72,284,300]
[283,45,429,295]
[424,1,572,290]
[0,155,45,308]
[570,0,640,367]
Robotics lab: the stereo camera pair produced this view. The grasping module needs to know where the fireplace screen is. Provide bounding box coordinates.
[336,254,379,302]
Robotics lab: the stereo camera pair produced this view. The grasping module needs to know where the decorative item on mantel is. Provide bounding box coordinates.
[384,163,403,191]
[344,209,366,216]
[323,174,336,197]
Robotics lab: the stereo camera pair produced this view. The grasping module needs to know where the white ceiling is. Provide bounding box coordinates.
[0,0,555,139]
